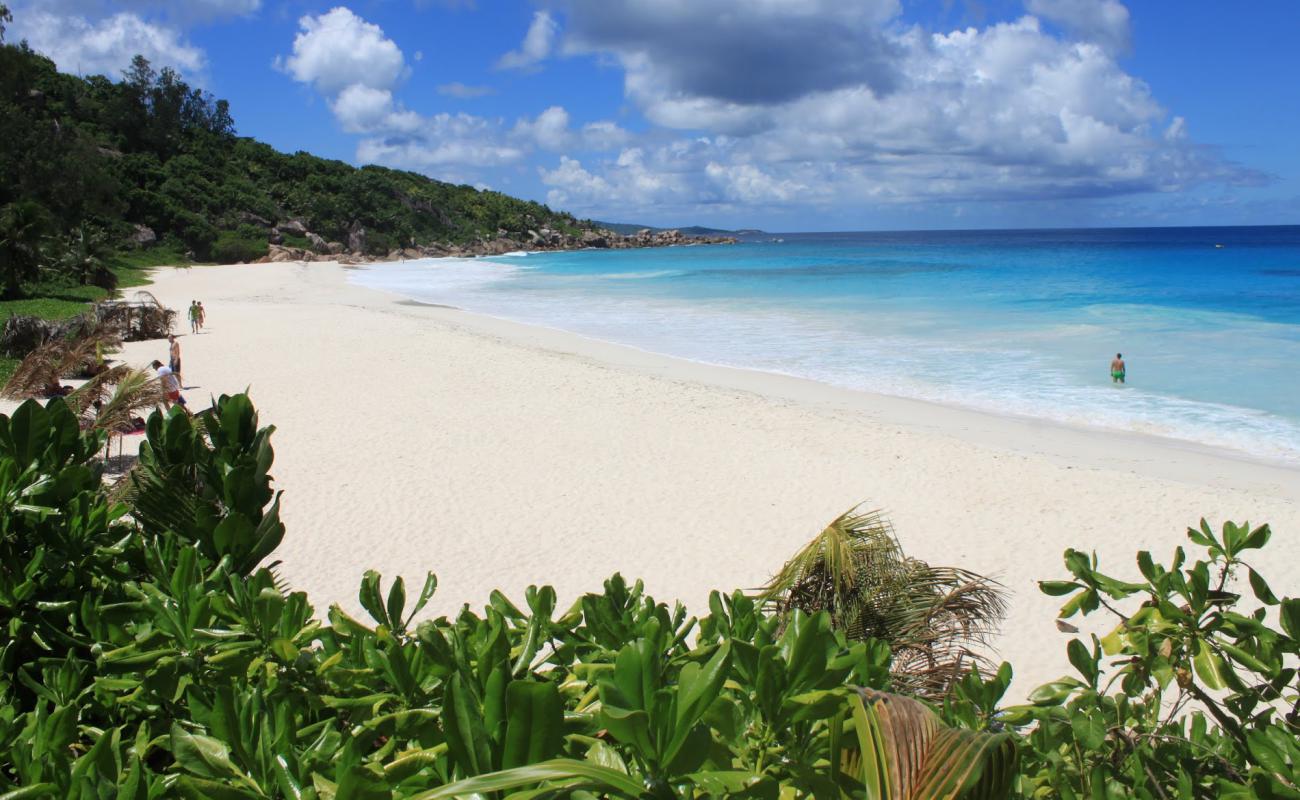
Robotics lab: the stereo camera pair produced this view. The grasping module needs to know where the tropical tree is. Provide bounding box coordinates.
[760,505,1006,699]
[0,199,48,298]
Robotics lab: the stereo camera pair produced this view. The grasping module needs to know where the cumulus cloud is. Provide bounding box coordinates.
[542,150,696,210]
[530,0,1264,216]
[437,82,496,98]
[513,105,571,150]
[1026,0,1131,54]
[8,8,204,77]
[277,7,407,94]
[496,10,558,70]
[357,113,526,169]
[560,0,902,107]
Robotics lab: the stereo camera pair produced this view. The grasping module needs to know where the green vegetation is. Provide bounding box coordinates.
[1,393,1296,797]
[1,5,589,307]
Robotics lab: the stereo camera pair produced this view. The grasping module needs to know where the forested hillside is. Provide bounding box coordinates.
[0,6,586,297]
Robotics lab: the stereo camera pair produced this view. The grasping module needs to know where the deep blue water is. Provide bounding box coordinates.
[351,226,1300,463]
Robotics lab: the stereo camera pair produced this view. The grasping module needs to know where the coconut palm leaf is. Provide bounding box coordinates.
[761,504,1005,699]
[91,368,166,435]
[1,340,67,399]
[850,689,1017,800]
[64,363,132,418]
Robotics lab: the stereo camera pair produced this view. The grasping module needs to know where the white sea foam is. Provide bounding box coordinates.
[348,257,1300,464]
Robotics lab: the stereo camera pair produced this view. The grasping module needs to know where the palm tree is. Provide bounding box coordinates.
[760,504,1006,700]
[0,200,49,299]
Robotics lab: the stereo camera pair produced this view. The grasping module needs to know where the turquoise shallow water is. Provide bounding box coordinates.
[350,227,1300,464]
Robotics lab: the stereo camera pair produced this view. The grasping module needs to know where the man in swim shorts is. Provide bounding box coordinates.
[152,359,189,413]
[1111,353,1126,384]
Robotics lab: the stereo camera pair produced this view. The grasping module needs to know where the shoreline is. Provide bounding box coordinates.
[11,259,1297,699]
[352,261,1300,499]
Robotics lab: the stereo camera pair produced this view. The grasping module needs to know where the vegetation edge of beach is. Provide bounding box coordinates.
[0,393,1296,797]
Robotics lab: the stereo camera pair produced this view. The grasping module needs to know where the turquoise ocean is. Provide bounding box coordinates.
[350,226,1300,464]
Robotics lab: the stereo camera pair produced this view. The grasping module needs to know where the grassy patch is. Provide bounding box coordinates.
[0,247,189,385]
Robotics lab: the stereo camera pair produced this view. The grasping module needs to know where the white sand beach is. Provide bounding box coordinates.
[14,260,1300,698]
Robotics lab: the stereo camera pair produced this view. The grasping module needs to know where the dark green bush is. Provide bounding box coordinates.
[212,233,268,263]
[1,393,1296,798]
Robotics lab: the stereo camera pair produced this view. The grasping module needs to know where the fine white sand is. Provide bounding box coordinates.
[12,260,1300,698]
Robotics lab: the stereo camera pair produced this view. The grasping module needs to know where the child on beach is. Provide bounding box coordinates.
[1111,353,1126,384]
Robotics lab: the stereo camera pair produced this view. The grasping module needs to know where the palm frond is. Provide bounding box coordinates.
[761,503,1006,700]
[91,368,165,435]
[1,340,67,399]
[849,688,1018,800]
[65,363,132,418]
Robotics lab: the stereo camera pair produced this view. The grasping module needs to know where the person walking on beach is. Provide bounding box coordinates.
[1111,353,1126,384]
[197,301,206,331]
[188,301,200,333]
[151,359,189,413]
[168,334,183,386]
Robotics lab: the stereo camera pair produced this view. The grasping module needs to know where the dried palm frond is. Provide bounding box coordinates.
[760,503,1006,700]
[91,368,166,435]
[1,340,68,399]
[65,363,132,417]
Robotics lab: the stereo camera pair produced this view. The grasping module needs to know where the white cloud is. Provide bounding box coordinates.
[278,7,406,94]
[357,113,526,169]
[1026,0,1131,54]
[437,81,496,98]
[8,8,204,77]
[580,120,632,150]
[496,10,558,70]
[513,105,571,149]
[529,1,1263,217]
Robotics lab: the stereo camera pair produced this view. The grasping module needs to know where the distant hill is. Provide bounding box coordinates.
[594,221,764,237]
[0,37,591,277]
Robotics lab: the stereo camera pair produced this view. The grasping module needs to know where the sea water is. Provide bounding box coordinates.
[350,227,1300,464]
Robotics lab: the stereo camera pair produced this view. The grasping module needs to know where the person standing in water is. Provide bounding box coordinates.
[1111,353,1126,384]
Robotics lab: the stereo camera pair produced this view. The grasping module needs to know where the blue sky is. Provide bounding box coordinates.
[7,0,1299,231]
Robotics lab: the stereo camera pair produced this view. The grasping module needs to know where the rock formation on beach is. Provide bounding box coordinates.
[258,225,737,264]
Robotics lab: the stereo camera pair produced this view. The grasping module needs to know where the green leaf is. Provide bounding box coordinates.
[1070,712,1106,750]
[170,724,259,790]
[335,762,391,800]
[385,576,406,633]
[1280,598,1300,641]
[442,672,492,777]
[406,573,438,625]
[1067,639,1097,686]
[1028,679,1084,707]
[0,785,59,800]
[501,681,564,770]
[408,759,646,800]
[1039,581,1081,597]
[358,571,388,628]
[1241,523,1271,552]
[175,777,264,800]
[1192,640,1226,690]
[1248,569,1279,605]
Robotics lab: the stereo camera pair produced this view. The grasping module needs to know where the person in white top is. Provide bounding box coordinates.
[151,360,188,412]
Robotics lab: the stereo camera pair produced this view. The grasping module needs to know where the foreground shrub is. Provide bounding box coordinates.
[0,394,1295,798]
